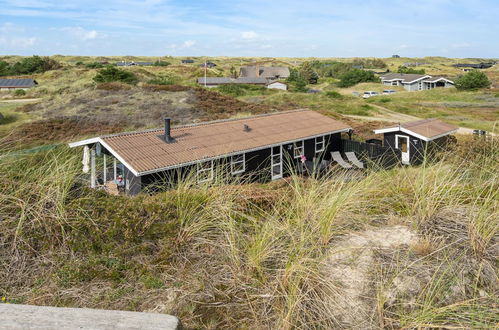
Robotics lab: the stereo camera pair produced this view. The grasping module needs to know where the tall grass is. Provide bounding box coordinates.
[0,136,497,328]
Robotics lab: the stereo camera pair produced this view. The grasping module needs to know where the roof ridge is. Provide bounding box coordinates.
[101,109,310,139]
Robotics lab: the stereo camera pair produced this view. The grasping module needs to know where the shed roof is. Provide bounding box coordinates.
[379,73,430,83]
[373,119,458,141]
[70,110,351,176]
[0,78,38,88]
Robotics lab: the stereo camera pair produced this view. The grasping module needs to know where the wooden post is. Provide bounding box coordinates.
[90,148,96,188]
[113,158,117,181]
[103,154,107,183]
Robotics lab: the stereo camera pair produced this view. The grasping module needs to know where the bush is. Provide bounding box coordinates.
[95,82,133,91]
[455,70,491,90]
[337,69,379,87]
[85,62,104,69]
[325,91,343,99]
[397,66,425,74]
[153,60,170,67]
[147,74,178,85]
[8,56,61,75]
[14,89,26,97]
[218,84,245,96]
[93,66,138,84]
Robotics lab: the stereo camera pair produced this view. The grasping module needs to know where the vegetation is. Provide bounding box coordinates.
[93,66,138,84]
[153,60,170,67]
[0,137,497,328]
[0,56,61,76]
[352,58,387,69]
[455,70,492,90]
[217,83,267,97]
[397,65,426,74]
[338,69,379,87]
[13,89,26,97]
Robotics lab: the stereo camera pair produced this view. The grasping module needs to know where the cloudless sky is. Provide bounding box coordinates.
[0,0,497,57]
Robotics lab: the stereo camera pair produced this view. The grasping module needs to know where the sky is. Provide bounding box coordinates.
[0,0,498,57]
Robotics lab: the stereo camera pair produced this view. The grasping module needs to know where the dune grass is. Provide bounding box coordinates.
[0,135,497,328]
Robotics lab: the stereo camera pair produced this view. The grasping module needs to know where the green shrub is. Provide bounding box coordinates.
[324,91,343,99]
[337,69,379,87]
[93,66,138,84]
[85,62,104,69]
[397,66,425,74]
[153,60,170,67]
[217,84,246,96]
[14,89,26,97]
[147,74,178,85]
[378,97,391,103]
[455,70,491,90]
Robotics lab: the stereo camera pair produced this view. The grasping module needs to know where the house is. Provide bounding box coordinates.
[380,73,454,91]
[0,78,38,91]
[266,81,287,90]
[197,77,274,88]
[373,119,458,165]
[453,62,494,70]
[200,61,217,68]
[116,61,154,66]
[182,59,194,64]
[239,66,290,79]
[69,110,352,195]
[392,55,400,58]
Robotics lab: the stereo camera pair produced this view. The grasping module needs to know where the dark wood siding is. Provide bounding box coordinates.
[135,133,343,194]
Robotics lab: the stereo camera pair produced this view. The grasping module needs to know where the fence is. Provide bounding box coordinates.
[341,139,401,169]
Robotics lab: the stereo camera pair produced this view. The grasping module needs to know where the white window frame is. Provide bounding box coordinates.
[293,140,304,158]
[197,160,214,183]
[230,153,245,175]
[315,136,325,153]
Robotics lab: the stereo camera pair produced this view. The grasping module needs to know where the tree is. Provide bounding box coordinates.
[299,62,319,84]
[337,69,379,87]
[0,61,11,76]
[454,70,491,90]
[7,56,61,74]
[229,66,238,78]
[93,66,138,84]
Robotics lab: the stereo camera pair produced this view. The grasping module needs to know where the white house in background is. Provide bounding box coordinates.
[380,73,454,91]
[266,81,287,90]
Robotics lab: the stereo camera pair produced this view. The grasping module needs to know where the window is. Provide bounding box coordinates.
[197,160,213,183]
[315,136,325,153]
[231,154,245,175]
[293,140,304,158]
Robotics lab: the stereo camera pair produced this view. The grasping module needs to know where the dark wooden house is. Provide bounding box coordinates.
[373,119,458,165]
[69,110,352,195]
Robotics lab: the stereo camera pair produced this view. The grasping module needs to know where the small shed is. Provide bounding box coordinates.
[182,59,194,64]
[373,119,458,165]
[0,78,38,90]
[266,81,287,90]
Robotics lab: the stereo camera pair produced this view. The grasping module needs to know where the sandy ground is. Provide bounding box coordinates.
[325,225,417,329]
[0,98,42,103]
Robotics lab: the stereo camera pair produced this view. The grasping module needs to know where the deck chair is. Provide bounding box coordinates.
[345,152,364,169]
[331,151,353,169]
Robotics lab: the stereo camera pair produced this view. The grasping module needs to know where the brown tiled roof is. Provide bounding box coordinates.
[100,110,351,175]
[375,119,458,140]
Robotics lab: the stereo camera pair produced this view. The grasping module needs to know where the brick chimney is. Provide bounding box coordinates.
[164,117,174,143]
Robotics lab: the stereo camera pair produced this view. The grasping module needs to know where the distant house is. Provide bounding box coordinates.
[69,110,352,195]
[374,119,458,165]
[392,55,400,58]
[182,59,194,64]
[453,62,495,70]
[380,73,454,91]
[200,62,217,68]
[0,78,38,91]
[116,61,153,67]
[239,66,290,79]
[266,81,288,90]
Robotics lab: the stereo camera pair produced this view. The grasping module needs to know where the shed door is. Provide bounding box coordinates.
[396,135,410,164]
[271,146,283,180]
